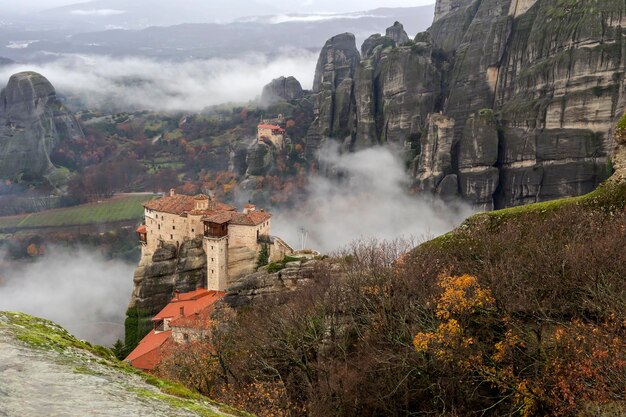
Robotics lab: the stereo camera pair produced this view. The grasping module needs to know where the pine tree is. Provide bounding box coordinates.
[256,244,269,268]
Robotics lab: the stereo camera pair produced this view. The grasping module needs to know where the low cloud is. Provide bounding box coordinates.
[0,50,318,112]
[0,247,135,346]
[69,9,127,16]
[241,12,383,24]
[272,143,474,253]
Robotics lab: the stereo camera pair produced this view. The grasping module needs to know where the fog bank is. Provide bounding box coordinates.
[0,247,134,346]
[0,51,318,112]
[272,144,474,254]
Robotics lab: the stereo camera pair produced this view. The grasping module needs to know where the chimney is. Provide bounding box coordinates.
[174,290,180,300]
[170,188,176,197]
[179,306,185,316]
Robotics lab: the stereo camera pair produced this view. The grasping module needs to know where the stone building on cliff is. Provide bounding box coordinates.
[257,123,285,149]
[136,190,293,292]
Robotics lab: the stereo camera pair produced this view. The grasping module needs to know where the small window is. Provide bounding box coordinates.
[172,226,176,230]
[170,234,173,239]
[183,333,189,342]
[158,225,160,230]
[211,246,214,250]
[191,228,195,233]
[211,258,214,262]
[211,269,214,274]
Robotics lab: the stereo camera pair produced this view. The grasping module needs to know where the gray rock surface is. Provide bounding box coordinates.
[0,312,237,417]
[261,76,304,104]
[0,72,84,181]
[306,33,360,157]
[128,238,206,315]
[385,21,410,45]
[223,260,336,309]
[306,0,623,209]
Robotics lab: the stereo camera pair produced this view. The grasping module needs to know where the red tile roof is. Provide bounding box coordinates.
[136,225,147,234]
[201,210,271,226]
[125,288,226,371]
[125,330,171,371]
[258,124,282,130]
[143,194,235,215]
[170,300,223,329]
[153,289,225,321]
[204,211,235,224]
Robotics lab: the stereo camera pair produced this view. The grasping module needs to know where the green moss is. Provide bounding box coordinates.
[267,262,286,273]
[74,366,103,376]
[422,181,626,252]
[0,311,115,359]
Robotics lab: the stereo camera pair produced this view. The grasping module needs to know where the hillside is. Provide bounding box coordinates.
[0,311,250,417]
[159,175,626,415]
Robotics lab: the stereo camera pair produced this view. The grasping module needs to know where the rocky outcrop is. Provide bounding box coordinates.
[0,312,238,417]
[306,0,624,209]
[223,259,337,309]
[385,21,410,45]
[261,76,304,105]
[246,142,275,176]
[128,238,206,315]
[0,72,83,181]
[305,33,360,157]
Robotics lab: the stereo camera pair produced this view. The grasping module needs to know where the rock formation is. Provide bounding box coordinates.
[0,72,83,181]
[305,0,624,209]
[261,76,304,105]
[0,312,238,417]
[223,259,323,308]
[128,238,207,315]
[305,33,360,157]
[385,21,410,45]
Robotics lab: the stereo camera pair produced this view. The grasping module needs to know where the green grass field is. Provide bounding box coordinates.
[0,194,158,230]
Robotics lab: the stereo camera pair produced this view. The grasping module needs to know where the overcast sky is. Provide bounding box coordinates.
[4,0,434,14]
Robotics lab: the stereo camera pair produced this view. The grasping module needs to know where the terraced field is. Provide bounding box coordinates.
[0,194,158,231]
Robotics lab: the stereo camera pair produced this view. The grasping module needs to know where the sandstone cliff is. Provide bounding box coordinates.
[306,1,625,209]
[0,72,84,181]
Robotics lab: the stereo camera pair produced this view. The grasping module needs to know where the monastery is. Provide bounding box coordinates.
[257,123,285,149]
[136,190,293,291]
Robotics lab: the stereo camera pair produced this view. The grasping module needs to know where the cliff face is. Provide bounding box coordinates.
[0,72,84,181]
[307,0,625,209]
[128,238,207,315]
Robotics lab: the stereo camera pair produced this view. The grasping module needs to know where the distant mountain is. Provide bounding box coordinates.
[39,0,282,29]
[0,5,435,60]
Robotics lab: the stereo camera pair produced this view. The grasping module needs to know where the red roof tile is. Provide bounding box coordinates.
[144,194,235,215]
[203,211,235,224]
[201,210,271,226]
[136,225,147,234]
[153,289,225,321]
[125,330,171,371]
[258,124,282,130]
[170,299,223,329]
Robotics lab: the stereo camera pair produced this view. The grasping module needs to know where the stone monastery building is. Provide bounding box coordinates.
[257,123,285,149]
[137,190,292,291]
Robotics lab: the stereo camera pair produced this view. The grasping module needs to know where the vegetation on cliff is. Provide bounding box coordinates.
[151,179,626,416]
